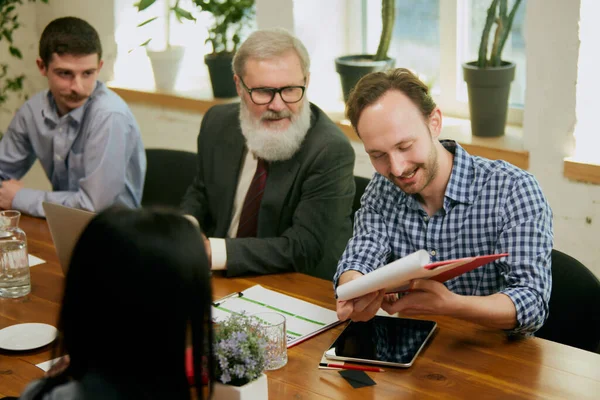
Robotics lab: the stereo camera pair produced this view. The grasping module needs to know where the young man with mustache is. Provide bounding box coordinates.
[0,17,146,217]
[334,68,553,335]
[181,29,355,280]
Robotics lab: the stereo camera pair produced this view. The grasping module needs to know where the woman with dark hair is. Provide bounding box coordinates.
[19,207,214,399]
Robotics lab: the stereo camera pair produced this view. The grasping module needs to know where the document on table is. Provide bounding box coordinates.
[212,285,341,348]
[28,254,46,267]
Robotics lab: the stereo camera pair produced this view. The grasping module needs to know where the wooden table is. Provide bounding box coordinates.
[1,216,599,399]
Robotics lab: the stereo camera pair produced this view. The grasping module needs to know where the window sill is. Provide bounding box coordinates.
[563,158,600,185]
[109,84,529,170]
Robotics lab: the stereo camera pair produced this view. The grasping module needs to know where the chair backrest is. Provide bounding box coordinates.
[535,249,600,353]
[142,148,197,208]
[352,176,370,223]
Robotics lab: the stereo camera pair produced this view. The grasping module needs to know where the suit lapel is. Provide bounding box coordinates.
[259,156,300,236]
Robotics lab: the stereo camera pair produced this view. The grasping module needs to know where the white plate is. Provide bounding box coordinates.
[0,323,57,351]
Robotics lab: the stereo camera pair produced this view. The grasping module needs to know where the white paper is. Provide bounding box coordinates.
[36,357,62,372]
[336,250,431,301]
[28,254,46,267]
[213,285,341,347]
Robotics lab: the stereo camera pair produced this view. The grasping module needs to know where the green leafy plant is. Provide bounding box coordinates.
[192,0,255,55]
[213,313,272,386]
[373,0,395,61]
[135,0,196,48]
[0,0,48,131]
[477,0,523,68]
[135,0,255,55]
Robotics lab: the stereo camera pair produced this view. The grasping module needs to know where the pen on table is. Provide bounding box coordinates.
[319,363,385,372]
[212,291,243,307]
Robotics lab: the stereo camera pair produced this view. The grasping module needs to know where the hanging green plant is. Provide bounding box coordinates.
[0,0,49,137]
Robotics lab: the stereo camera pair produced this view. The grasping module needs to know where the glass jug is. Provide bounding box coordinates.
[0,210,31,298]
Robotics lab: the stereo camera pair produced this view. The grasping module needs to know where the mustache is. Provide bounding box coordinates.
[65,93,86,102]
[261,110,293,121]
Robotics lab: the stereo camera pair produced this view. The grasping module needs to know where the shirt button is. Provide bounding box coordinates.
[55,155,62,161]
[424,216,430,222]
[430,250,437,256]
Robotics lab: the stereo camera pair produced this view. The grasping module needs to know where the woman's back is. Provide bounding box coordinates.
[19,208,213,400]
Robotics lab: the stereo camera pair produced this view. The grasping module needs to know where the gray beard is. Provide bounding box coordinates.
[239,97,311,162]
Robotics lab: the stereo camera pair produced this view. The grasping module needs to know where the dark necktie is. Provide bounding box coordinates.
[236,158,268,238]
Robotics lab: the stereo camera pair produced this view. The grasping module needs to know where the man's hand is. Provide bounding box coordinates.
[381,279,460,316]
[201,233,212,268]
[336,270,386,322]
[0,179,23,210]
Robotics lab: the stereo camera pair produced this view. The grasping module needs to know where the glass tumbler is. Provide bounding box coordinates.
[0,211,31,298]
[253,312,288,370]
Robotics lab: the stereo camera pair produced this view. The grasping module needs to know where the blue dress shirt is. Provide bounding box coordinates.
[335,141,553,335]
[0,81,146,217]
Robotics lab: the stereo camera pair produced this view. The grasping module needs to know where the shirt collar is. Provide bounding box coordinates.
[394,140,476,210]
[441,140,476,205]
[40,80,100,126]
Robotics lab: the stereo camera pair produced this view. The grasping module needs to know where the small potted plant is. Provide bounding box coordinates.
[135,0,195,91]
[462,0,523,137]
[335,0,395,102]
[191,0,255,98]
[212,313,270,400]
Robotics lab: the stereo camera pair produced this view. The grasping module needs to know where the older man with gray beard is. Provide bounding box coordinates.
[181,28,355,280]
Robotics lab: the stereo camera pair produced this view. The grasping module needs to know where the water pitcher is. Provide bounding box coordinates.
[0,210,31,298]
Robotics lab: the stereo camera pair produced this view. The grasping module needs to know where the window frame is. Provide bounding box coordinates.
[363,0,524,125]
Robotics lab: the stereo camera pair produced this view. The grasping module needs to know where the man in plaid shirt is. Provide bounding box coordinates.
[334,69,553,335]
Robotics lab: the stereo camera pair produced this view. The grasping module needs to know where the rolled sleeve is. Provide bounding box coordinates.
[497,174,553,334]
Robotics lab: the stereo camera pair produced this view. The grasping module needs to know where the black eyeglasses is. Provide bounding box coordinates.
[239,77,306,105]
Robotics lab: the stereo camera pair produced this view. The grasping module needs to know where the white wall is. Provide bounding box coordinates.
[3,0,599,277]
[523,0,600,275]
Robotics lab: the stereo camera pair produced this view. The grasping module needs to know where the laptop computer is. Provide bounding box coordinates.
[42,202,96,275]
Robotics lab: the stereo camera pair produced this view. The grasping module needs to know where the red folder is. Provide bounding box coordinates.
[424,253,509,285]
[337,251,509,301]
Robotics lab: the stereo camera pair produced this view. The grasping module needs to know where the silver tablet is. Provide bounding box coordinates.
[324,316,437,368]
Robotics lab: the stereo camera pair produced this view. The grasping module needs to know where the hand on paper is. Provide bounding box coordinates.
[381,279,459,316]
[0,179,23,209]
[337,270,386,322]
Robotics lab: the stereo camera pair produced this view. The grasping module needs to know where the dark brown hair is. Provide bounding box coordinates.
[346,68,437,136]
[39,17,102,66]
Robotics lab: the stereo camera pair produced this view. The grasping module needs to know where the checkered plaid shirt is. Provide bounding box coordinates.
[335,141,553,334]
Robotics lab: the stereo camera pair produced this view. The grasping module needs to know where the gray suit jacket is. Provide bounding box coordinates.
[181,102,355,280]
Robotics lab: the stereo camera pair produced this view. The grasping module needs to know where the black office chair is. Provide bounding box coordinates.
[352,176,370,223]
[535,249,600,353]
[142,148,198,208]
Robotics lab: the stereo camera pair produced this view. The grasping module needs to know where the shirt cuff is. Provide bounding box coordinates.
[12,188,44,217]
[209,237,227,270]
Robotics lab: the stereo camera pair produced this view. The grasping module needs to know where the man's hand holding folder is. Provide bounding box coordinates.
[336,250,509,323]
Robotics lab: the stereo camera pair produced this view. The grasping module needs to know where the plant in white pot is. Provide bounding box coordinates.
[212,313,271,400]
[462,0,523,137]
[135,0,195,91]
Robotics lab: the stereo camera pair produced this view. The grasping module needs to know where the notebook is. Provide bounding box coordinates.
[212,285,341,348]
[336,250,508,301]
[42,202,96,275]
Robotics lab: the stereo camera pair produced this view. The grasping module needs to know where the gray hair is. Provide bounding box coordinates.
[232,28,310,78]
